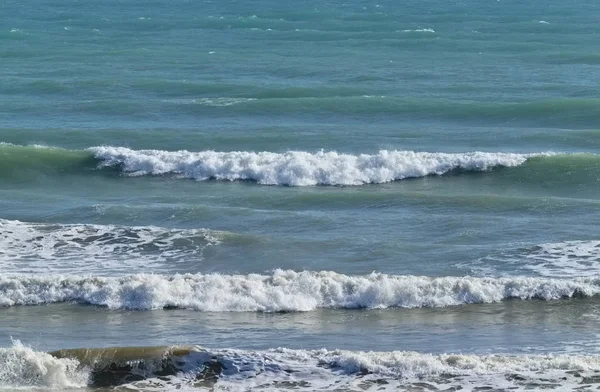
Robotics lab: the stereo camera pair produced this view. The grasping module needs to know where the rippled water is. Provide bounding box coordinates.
[1,0,600,390]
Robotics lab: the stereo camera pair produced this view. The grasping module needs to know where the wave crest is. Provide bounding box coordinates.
[0,341,87,388]
[90,146,547,186]
[1,270,598,311]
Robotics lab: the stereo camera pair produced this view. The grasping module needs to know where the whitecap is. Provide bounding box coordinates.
[89,146,551,186]
[0,340,87,389]
[1,270,598,311]
[398,28,435,33]
[163,97,256,106]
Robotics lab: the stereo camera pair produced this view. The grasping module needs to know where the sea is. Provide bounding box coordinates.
[1,0,600,390]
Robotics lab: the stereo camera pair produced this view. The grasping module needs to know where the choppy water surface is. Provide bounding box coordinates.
[1,0,600,390]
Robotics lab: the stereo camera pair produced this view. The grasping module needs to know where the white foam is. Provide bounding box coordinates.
[398,28,435,33]
[163,97,257,106]
[1,270,598,311]
[525,241,600,277]
[0,219,222,275]
[3,343,600,391]
[214,347,600,386]
[0,341,88,389]
[464,240,600,278]
[114,346,600,391]
[89,147,548,186]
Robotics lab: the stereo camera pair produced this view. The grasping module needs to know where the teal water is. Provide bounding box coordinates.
[1,0,600,390]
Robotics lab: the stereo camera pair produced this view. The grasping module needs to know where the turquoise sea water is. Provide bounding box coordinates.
[1,0,600,390]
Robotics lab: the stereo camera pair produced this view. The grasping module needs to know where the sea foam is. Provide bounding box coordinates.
[89,146,548,186]
[1,270,598,311]
[0,219,222,274]
[0,341,88,389]
[4,342,600,391]
[463,240,600,278]
[399,28,436,33]
[197,347,600,391]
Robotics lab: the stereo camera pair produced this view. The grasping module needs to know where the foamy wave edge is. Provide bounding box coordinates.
[5,342,600,390]
[0,218,224,274]
[89,146,552,186]
[1,270,598,311]
[0,340,88,389]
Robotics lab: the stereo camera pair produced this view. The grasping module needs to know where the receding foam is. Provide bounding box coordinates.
[0,219,222,274]
[0,340,88,389]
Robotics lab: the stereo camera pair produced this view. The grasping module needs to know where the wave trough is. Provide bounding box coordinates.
[1,270,599,311]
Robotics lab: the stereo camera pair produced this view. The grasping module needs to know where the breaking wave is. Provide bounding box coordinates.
[0,341,87,389]
[5,343,600,391]
[1,270,599,311]
[89,146,550,186]
[3,143,590,187]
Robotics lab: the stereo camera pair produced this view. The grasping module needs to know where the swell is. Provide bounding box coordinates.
[1,143,574,186]
[0,78,371,98]
[0,143,98,177]
[5,97,600,127]
[4,144,599,188]
[78,97,600,128]
[164,97,600,124]
[1,270,599,311]
[6,342,600,390]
